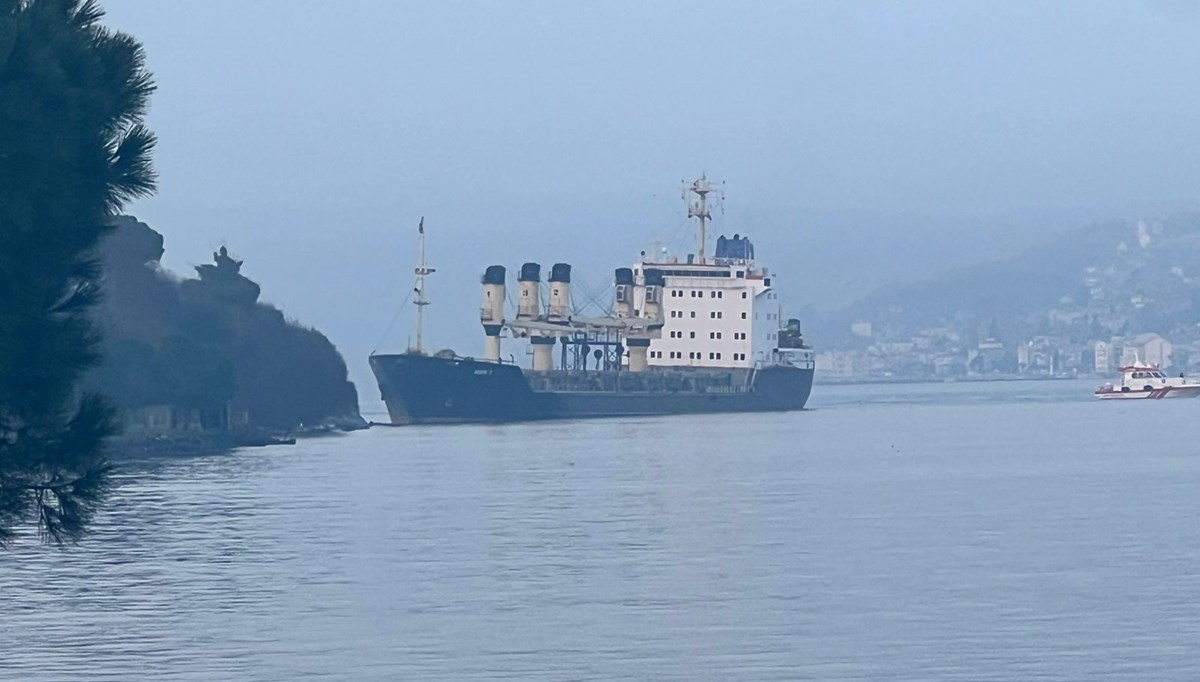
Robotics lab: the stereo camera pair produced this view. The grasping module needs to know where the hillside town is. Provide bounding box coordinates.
[816,219,1200,382]
[816,327,1187,382]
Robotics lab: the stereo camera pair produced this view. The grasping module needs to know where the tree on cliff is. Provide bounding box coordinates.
[0,0,156,546]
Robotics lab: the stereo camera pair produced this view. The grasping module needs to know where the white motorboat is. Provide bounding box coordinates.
[1094,361,1200,400]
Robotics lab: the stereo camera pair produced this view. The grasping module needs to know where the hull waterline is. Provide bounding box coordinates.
[370,353,814,426]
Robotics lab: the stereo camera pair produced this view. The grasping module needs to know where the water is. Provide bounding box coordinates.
[4,379,1200,679]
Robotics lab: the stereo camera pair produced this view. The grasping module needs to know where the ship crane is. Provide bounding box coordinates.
[506,316,663,336]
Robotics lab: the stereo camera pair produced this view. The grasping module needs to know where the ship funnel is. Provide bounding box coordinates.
[480,265,506,361]
[519,262,541,281]
[624,267,662,373]
[641,268,664,323]
[547,262,572,321]
[517,262,541,320]
[531,336,555,371]
[614,267,634,319]
[778,318,806,349]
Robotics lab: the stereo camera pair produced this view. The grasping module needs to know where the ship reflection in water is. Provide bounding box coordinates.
[370,176,815,425]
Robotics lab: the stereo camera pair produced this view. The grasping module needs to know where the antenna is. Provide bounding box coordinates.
[684,174,722,264]
[413,217,435,353]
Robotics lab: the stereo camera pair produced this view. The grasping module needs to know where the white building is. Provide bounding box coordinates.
[1093,341,1111,374]
[851,321,873,338]
[1120,333,1172,369]
[815,350,856,377]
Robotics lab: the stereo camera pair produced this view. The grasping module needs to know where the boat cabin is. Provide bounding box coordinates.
[1127,368,1167,381]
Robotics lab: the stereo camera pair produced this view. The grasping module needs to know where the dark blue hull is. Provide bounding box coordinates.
[369,354,814,425]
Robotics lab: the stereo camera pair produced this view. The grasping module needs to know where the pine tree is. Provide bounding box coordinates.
[0,0,156,546]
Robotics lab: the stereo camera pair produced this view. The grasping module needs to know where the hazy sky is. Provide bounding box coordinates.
[101,0,1200,403]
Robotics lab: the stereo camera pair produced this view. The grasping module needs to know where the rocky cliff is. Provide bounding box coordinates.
[87,216,363,433]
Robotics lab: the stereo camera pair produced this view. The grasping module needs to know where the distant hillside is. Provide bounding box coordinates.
[87,216,362,432]
[810,213,1200,346]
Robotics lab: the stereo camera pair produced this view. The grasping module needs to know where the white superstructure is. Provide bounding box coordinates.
[478,175,812,373]
[634,174,801,369]
[633,256,782,369]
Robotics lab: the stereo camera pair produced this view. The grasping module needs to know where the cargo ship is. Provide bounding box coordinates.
[369,176,815,425]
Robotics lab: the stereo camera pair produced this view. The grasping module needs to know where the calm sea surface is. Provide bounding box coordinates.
[4,380,1200,680]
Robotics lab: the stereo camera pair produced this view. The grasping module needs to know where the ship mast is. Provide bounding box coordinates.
[684,174,721,264]
[413,217,435,354]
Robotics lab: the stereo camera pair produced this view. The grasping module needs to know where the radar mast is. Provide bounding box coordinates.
[413,217,435,353]
[684,174,722,264]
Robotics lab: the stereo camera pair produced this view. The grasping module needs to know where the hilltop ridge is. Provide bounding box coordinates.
[810,214,1200,380]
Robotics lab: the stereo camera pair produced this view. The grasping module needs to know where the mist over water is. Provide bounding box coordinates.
[5,381,1200,680]
[9,5,1200,677]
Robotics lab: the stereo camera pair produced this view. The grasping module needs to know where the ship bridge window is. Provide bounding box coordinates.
[742,292,748,299]
[690,311,696,318]
[661,269,732,278]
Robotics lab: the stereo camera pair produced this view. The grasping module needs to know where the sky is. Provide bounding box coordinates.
[101,0,1200,404]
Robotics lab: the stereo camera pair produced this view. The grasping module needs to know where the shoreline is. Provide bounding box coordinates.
[814,374,1099,387]
[109,414,370,458]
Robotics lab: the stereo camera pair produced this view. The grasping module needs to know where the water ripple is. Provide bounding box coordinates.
[3,384,1200,679]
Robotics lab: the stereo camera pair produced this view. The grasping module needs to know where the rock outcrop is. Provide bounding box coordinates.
[87,216,364,434]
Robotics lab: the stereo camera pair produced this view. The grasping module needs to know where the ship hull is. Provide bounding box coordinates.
[369,354,814,425]
[1095,385,1200,400]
